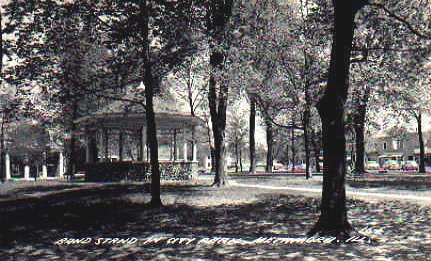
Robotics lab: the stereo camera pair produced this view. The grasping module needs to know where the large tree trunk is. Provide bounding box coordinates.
[208,72,228,186]
[141,0,162,207]
[308,0,364,239]
[207,0,233,187]
[265,116,274,173]
[249,94,257,174]
[417,111,426,173]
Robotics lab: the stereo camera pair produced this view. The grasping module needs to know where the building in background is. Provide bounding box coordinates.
[365,127,431,167]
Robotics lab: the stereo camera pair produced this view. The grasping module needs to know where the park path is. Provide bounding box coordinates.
[230,180,431,205]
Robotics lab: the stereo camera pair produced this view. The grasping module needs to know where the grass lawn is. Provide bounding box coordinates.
[0,181,430,260]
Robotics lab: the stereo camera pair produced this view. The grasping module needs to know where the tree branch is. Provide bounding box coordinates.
[369,3,431,40]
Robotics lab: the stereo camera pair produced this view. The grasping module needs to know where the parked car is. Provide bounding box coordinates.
[383,160,400,170]
[294,163,306,172]
[402,160,419,171]
[366,161,380,170]
[286,163,306,172]
[273,162,286,172]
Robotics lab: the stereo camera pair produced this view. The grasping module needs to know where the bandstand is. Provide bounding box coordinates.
[74,109,203,182]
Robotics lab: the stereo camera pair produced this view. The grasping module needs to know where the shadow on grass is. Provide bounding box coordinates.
[0,183,430,260]
[8,184,81,195]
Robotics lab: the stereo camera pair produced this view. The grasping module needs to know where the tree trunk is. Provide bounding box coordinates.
[206,0,233,187]
[187,59,197,161]
[204,117,216,173]
[291,123,296,172]
[207,48,228,185]
[118,131,123,161]
[66,99,78,180]
[350,132,355,170]
[0,118,5,183]
[140,0,162,207]
[0,11,4,183]
[311,129,321,173]
[353,99,368,175]
[308,0,363,239]
[208,72,228,186]
[303,111,312,179]
[210,146,216,173]
[302,49,312,179]
[249,93,257,174]
[417,111,426,173]
[234,140,239,173]
[239,147,243,173]
[286,141,289,168]
[145,64,162,207]
[265,116,273,173]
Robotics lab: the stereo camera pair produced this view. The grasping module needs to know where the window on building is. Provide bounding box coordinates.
[383,142,387,151]
[392,139,398,150]
[398,140,403,150]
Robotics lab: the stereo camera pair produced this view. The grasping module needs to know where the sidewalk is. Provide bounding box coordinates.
[231,181,431,205]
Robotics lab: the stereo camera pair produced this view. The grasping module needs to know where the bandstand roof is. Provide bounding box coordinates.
[74,99,203,130]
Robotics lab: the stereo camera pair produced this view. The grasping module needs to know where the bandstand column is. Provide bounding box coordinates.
[58,150,64,178]
[5,152,11,180]
[193,142,197,162]
[103,128,109,161]
[169,133,173,160]
[42,151,48,179]
[142,126,148,161]
[24,157,30,180]
[183,129,188,161]
[173,129,178,161]
[138,128,143,161]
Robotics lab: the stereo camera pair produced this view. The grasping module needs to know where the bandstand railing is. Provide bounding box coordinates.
[84,161,198,182]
